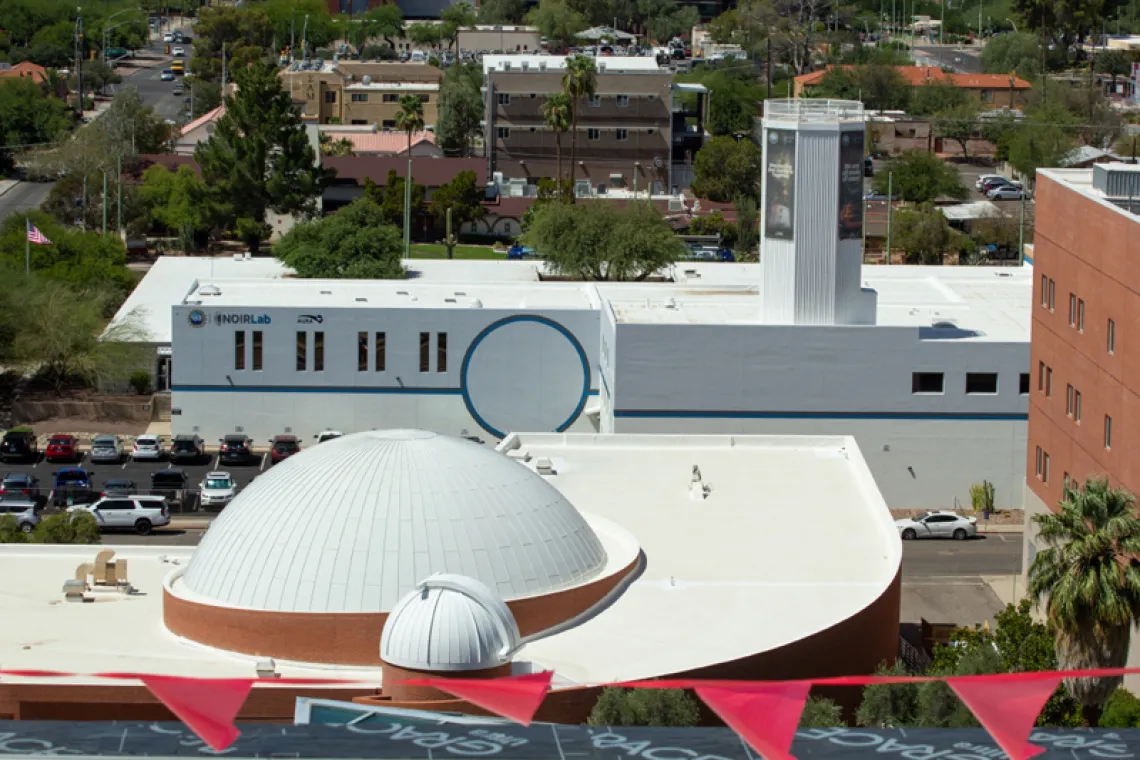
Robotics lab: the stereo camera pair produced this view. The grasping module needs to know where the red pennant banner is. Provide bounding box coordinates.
[411,671,554,726]
[696,682,812,760]
[950,673,1062,760]
[140,676,254,751]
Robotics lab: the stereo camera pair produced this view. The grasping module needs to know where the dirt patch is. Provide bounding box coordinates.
[891,508,1024,526]
[28,418,149,437]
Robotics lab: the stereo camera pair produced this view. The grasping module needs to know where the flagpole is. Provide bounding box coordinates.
[102,172,107,235]
[25,217,30,277]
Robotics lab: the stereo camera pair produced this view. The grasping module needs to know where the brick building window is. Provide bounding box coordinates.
[1036,446,1043,477]
[1069,293,1076,326]
[1066,383,1073,415]
[1109,318,1116,354]
[1040,274,1047,306]
[1106,415,1113,449]
[587,128,601,140]
[1046,367,1053,396]
[497,93,510,105]
[1038,361,1045,391]
[1044,452,1050,483]
[383,94,398,103]
[1048,279,1055,310]
[616,128,628,141]
[616,95,630,107]
[1078,299,1085,331]
[497,127,510,139]
[351,93,367,102]
[1075,390,1082,422]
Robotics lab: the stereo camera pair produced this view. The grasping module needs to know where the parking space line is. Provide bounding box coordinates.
[121,458,128,470]
[259,453,268,472]
[212,454,220,470]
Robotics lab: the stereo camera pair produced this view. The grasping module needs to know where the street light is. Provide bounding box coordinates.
[103,7,143,67]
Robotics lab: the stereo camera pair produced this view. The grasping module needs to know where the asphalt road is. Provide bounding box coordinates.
[901,531,1023,577]
[117,24,194,123]
[913,44,985,73]
[0,181,54,220]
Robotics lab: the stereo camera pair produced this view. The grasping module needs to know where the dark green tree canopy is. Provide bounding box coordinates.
[812,65,911,112]
[0,77,72,173]
[363,171,426,229]
[429,170,487,228]
[587,688,701,727]
[872,151,967,204]
[437,63,483,156]
[691,136,762,202]
[275,197,406,279]
[677,65,766,136]
[0,210,134,299]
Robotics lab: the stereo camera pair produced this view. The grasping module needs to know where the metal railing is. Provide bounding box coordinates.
[763,98,865,124]
[899,635,933,672]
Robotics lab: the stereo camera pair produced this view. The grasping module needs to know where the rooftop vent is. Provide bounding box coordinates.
[320,289,332,295]
[255,658,279,679]
[538,61,547,71]
[454,291,467,296]
[445,297,457,303]
[1093,162,1140,198]
[535,457,556,475]
[232,253,242,261]
[931,320,958,329]
[355,297,368,302]
[397,290,409,295]
[470,298,483,308]
[199,285,222,297]
[362,75,372,85]
[507,449,532,462]
[664,297,677,309]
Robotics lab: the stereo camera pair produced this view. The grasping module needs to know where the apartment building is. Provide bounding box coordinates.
[482,55,708,195]
[281,60,443,127]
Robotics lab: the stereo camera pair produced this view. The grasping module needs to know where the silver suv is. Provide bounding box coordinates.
[0,501,40,534]
[70,495,170,535]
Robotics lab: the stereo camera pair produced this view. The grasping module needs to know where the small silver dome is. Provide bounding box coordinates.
[380,574,521,672]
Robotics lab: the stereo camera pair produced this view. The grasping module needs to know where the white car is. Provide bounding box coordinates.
[89,434,124,463]
[70,495,170,535]
[975,173,1005,190]
[163,32,174,42]
[160,69,174,81]
[199,471,237,508]
[172,46,185,56]
[315,430,343,444]
[988,185,1025,200]
[895,510,978,540]
[131,434,165,461]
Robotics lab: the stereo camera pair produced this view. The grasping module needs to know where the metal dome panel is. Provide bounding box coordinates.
[380,574,521,672]
[179,430,608,613]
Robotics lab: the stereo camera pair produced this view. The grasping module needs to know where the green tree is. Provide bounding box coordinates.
[441,2,477,49]
[734,196,758,258]
[891,204,970,264]
[360,5,405,50]
[274,197,406,279]
[32,510,101,544]
[438,63,483,156]
[195,60,325,253]
[1096,50,1132,93]
[1003,104,1077,187]
[523,200,685,280]
[320,135,355,157]
[477,0,526,24]
[429,170,486,230]
[980,31,1042,79]
[677,65,766,136]
[812,65,911,111]
[799,696,845,727]
[934,102,981,159]
[587,688,701,726]
[542,92,572,195]
[915,645,1004,728]
[189,5,274,84]
[263,0,337,53]
[1029,477,1140,726]
[0,77,71,174]
[0,514,29,543]
[562,54,596,199]
[637,0,700,43]
[1100,689,1140,728]
[692,136,762,202]
[856,661,920,727]
[139,164,219,252]
[527,0,587,52]
[910,82,970,117]
[872,151,966,204]
[73,60,122,94]
[364,171,426,229]
[407,22,443,49]
[395,93,426,154]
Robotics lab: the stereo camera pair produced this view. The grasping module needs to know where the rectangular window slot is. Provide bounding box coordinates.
[1019,373,1030,394]
[314,332,325,372]
[965,373,998,394]
[252,331,262,371]
[912,372,944,394]
[437,332,448,373]
[375,332,386,372]
[234,331,245,371]
[358,332,368,372]
[296,332,307,371]
[419,332,430,372]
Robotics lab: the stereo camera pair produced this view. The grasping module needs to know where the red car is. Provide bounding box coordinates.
[44,434,79,463]
[269,434,301,465]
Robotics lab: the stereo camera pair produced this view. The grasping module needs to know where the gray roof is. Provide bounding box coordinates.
[179,430,608,613]
[1061,145,1126,167]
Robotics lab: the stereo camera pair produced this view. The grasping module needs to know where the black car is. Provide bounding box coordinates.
[219,434,255,465]
[0,430,38,463]
[0,473,42,504]
[169,434,205,464]
[150,469,191,510]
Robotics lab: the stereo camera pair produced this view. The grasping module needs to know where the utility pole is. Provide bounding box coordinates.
[885,171,893,265]
[117,154,122,233]
[221,41,227,92]
[25,216,31,276]
[302,14,310,60]
[978,0,983,41]
[291,8,295,62]
[102,172,108,234]
[82,175,88,231]
[75,8,84,118]
[891,0,895,36]
[1018,188,1026,263]
[403,158,412,257]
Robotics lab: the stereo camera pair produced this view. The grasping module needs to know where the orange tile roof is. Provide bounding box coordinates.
[0,61,49,84]
[794,65,1031,90]
[321,130,436,155]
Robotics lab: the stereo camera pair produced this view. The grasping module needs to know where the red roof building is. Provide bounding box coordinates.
[793,65,1032,108]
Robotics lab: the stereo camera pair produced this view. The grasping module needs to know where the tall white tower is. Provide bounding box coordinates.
[759,99,877,326]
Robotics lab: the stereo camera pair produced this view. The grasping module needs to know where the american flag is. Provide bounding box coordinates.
[26,219,51,245]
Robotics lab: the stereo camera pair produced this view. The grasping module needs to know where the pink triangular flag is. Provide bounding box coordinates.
[950,674,1061,760]
[424,671,553,725]
[141,676,253,751]
[696,682,811,760]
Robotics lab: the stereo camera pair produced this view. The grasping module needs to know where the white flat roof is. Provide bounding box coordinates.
[0,433,899,684]
[345,82,440,91]
[482,54,661,74]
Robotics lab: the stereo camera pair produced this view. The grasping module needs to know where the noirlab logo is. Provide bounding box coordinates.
[298,314,324,324]
[187,310,207,328]
[215,313,272,325]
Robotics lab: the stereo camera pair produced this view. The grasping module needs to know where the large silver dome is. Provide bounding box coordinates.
[179,430,608,613]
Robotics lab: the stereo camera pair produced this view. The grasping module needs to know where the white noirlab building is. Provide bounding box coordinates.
[165,100,1031,509]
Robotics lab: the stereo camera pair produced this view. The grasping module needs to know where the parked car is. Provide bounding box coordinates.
[895,510,977,540]
[101,479,137,498]
[269,435,300,465]
[163,32,174,42]
[172,82,184,95]
[974,173,1006,190]
[864,155,874,177]
[980,177,1020,194]
[0,430,38,463]
[149,469,190,510]
[315,430,343,444]
[160,69,174,81]
[988,185,1025,200]
[0,501,40,534]
[51,468,95,507]
[199,471,237,508]
[172,45,185,56]
[169,434,205,464]
[132,434,165,461]
[44,434,80,463]
[89,434,124,464]
[219,434,255,465]
[0,473,42,503]
[70,495,170,535]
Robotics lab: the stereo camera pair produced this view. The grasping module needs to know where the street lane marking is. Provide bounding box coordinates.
[212,454,220,469]
[259,453,268,472]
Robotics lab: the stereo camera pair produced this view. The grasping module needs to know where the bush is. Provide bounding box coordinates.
[0,514,28,543]
[800,696,846,727]
[32,511,101,544]
[587,688,701,727]
[1100,689,1140,727]
[129,370,152,395]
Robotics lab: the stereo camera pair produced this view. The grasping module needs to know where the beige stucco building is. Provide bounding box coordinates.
[281,61,443,127]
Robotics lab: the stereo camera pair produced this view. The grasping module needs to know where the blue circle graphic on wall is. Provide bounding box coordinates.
[461,315,591,439]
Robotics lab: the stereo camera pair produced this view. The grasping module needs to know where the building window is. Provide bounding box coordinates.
[382,94,399,103]
[324,91,336,103]
[1037,361,1044,391]
[419,94,429,103]
[497,127,510,139]
[1075,390,1082,422]
[358,332,368,372]
[1019,373,1030,394]
[375,332,386,372]
[1078,299,1085,331]
[616,94,629,107]
[647,128,655,134]
[912,372,944,394]
[351,93,368,102]
[1035,446,1042,477]
[1048,278,1055,310]
[1064,472,1071,488]
[589,94,601,107]
[497,92,510,105]
[382,120,396,128]
[437,332,447,372]
[1040,274,1047,306]
[1069,293,1076,326]
[1109,318,1116,354]
[965,373,998,394]
[587,127,601,140]
[351,119,367,125]
[419,332,430,372]
[1106,415,1113,449]
[1066,383,1073,415]
[1043,452,1050,483]
[314,332,325,372]
[616,128,628,141]
[296,331,307,371]
[252,331,262,371]
[1046,366,1052,396]
[234,331,245,371]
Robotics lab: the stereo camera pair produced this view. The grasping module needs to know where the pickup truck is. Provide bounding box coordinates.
[70,495,170,535]
[51,468,95,507]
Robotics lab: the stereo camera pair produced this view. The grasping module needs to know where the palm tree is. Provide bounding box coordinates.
[395,94,425,155]
[561,55,596,202]
[541,92,572,200]
[1028,477,1140,725]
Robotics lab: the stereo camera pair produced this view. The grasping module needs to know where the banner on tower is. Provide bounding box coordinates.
[838,130,865,241]
[763,129,796,241]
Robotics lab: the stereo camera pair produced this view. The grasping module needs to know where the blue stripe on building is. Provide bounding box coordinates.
[613,410,1029,421]
[172,386,601,396]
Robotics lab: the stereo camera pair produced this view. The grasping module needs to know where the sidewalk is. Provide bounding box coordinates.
[0,179,17,198]
[170,514,214,529]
